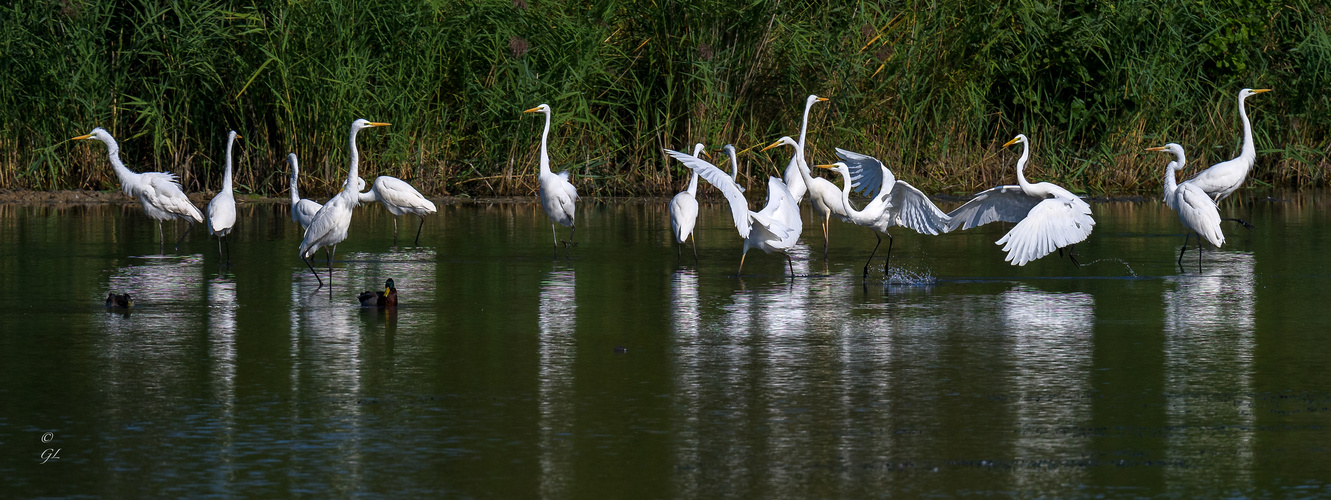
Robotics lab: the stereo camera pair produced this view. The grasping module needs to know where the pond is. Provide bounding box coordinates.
[2,193,1331,497]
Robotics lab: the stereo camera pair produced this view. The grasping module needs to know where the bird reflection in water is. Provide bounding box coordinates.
[537,267,576,498]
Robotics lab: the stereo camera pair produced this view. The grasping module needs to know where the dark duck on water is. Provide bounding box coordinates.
[105,292,133,308]
[358,279,398,308]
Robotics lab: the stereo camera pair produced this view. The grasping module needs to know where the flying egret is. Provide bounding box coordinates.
[783,95,829,203]
[299,119,389,291]
[771,135,848,258]
[73,127,204,253]
[288,153,366,230]
[945,134,1095,266]
[819,148,951,278]
[1184,88,1270,228]
[206,130,241,264]
[524,104,579,253]
[668,143,708,263]
[666,147,802,276]
[358,176,437,245]
[1149,143,1224,271]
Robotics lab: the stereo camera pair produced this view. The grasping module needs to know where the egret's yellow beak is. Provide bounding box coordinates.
[1253,88,1272,93]
[760,141,783,152]
[1002,137,1021,148]
[235,134,243,139]
[71,133,92,141]
[816,97,829,102]
[701,150,712,160]
[815,164,836,169]
[368,122,391,127]
[523,106,541,113]
[1145,146,1167,152]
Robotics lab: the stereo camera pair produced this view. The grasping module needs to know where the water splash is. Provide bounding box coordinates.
[1081,258,1137,277]
[885,267,937,286]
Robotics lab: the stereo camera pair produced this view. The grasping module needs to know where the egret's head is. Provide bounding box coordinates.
[807,94,830,106]
[347,176,368,191]
[287,153,299,167]
[1002,134,1029,148]
[761,136,797,152]
[227,130,242,142]
[1240,88,1272,100]
[1146,143,1185,169]
[523,103,551,115]
[720,144,737,157]
[71,127,114,144]
[351,118,391,133]
[692,143,708,158]
[815,162,849,177]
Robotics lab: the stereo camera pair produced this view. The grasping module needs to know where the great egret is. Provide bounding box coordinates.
[770,135,848,258]
[665,147,802,276]
[358,176,437,245]
[783,95,829,203]
[1184,88,1270,229]
[73,127,204,253]
[718,144,744,189]
[668,143,707,263]
[288,153,367,230]
[206,130,241,264]
[299,119,389,291]
[819,148,951,278]
[524,104,579,253]
[358,278,398,307]
[288,153,323,229]
[945,134,1095,266]
[1148,143,1223,271]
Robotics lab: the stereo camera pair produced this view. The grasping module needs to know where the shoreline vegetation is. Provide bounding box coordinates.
[3,1,1329,198]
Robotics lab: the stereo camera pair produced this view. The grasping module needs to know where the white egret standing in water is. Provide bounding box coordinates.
[1149,143,1223,271]
[288,153,366,230]
[72,127,204,253]
[524,104,579,253]
[666,145,802,276]
[1183,88,1270,228]
[668,143,707,263]
[299,119,390,291]
[818,149,951,278]
[781,135,849,259]
[945,134,1095,266]
[206,130,241,264]
[359,175,437,246]
[783,94,829,203]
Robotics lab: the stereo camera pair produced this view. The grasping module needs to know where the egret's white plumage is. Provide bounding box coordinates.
[524,104,579,251]
[666,148,802,276]
[782,95,828,203]
[769,135,848,257]
[719,144,743,187]
[945,134,1095,266]
[1149,143,1224,269]
[299,119,389,289]
[1184,88,1270,202]
[288,153,324,229]
[668,143,707,262]
[358,175,437,245]
[820,149,951,277]
[73,127,204,252]
[206,130,241,262]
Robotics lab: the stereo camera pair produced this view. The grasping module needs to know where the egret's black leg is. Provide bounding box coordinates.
[675,238,681,263]
[1219,216,1251,228]
[1067,245,1081,267]
[785,253,795,277]
[1197,233,1203,273]
[158,222,165,254]
[863,233,882,280]
[392,218,399,245]
[304,256,324,288]
[1177,233,1191,269]
[223,236,231,266]
[882,233,896,275]
[568,224,577,247]
[551,224,559,257]
[691,236,698,265]
[414,216,425,246]
[173,221,192,252]
[328,244,337,299]
[823,218,830,261]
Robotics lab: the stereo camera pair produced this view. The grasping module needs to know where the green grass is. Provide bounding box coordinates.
[1,0,1328,198]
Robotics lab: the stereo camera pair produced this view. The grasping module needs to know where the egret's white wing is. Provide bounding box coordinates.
[300,197,352,257]
[666,149,751,238]
[146,173,203,222]
[835,148,885,198]
[373,176,438,215]
[1176,184,1224,248]
[944,185,1040,232]
[1184,157,1244,200]
[885,181,951,235]
[293,199,322,228]
[995,195,1095,266]
[206,193,236,233]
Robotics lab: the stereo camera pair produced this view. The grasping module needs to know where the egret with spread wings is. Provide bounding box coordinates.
[945,134,1095,266]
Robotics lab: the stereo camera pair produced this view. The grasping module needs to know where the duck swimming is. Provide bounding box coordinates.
[358,279,398,308]
[105,292,133,308]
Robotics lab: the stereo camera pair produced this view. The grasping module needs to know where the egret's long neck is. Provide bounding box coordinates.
[728,151,740,181]
[836,167,858,215]
[793,144,816,186]
[1238,95,1256,165]
[289,159,300,206]
[222,135,235,192]
[1014,140,1033,192]
[686,171,699,196]
[103,140,138,193]
[1163,161,1178,200]
[798,98,816,149]
[539,110,552,176]
[346,126,361,196]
